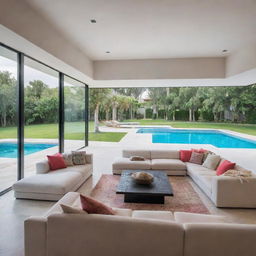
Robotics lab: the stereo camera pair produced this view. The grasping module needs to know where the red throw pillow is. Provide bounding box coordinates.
[192,148,208,153]
[216,160,235,176]
[180,150,192,162]
[47,153,67,171]
[80,194,115,215]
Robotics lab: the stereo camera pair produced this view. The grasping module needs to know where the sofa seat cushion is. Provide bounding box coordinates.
[186,162,216,176]
[151,159,186,170]
[113,208,133,217]
[132,210,174,221]
[174,212,227,224]
[112,158,151,170]
[60,164,92,177]
[197,175,213,191]
[151,150,179,159]
[13,171,82,195]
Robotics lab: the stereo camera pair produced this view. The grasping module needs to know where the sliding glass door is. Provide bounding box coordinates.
[0,45,18,193]
[0,42,88,194]
[64,76,86,151]
[24,57,59,177]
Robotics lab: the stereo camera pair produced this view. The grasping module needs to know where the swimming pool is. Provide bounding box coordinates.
[0,142,57,158]
[137,128,256,148]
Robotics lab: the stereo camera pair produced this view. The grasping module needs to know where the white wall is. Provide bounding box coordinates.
[226,43,256,77]
[93,57,226,80]
[0,0,93,80]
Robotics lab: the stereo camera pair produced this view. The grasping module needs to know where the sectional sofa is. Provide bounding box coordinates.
[13,154,93,201]
[25,192,256,256]
[112,149,256,208]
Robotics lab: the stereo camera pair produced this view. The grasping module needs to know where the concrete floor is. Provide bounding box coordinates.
[1,127,256,256]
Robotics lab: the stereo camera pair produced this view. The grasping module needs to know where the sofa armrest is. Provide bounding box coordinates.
[184,223,256,256]
[211,176,256,207]
[85,153,93,164]
[36,160,49,174]
[24,217,47,256]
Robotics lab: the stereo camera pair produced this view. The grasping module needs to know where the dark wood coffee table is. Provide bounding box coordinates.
[116,170,173,204]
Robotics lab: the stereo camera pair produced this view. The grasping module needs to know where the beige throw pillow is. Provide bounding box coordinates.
[72,151,86,165]
[202,154,221,170]
[62,153,74,166]
[60,204,86,214]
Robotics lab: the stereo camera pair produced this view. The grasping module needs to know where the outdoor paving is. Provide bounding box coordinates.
[0,126,256,256]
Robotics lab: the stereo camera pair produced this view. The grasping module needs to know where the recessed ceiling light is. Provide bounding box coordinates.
[90,19,96,23]
[222,49,228,53]
[106,51,110,54]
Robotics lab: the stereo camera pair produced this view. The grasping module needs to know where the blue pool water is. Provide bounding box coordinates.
[137,128,256,148]
[0,143,57,158]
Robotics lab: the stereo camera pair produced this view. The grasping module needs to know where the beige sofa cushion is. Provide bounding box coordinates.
[174,212,226,224]
[112,158,151,170]
[36,160,50,174]
[151,159,186,170]
[151,150,179,159]
[113,208,133,217]
[132,210,174,221]
[122,149,151,159]
[13,171,82,195]
[184,223,256,256]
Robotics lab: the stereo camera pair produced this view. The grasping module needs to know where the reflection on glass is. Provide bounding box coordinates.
[24,57,59,177]
[0,46,18,192]
[64,76,86,151]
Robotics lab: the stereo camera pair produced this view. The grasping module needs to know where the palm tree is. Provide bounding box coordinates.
[89,88,111,132]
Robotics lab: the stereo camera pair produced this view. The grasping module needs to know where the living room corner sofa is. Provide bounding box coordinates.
[24,192,256,256]
[13,154,93,201]
[112,149,256,208]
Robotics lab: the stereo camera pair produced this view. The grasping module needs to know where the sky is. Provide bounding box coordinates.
[0,56,79,88]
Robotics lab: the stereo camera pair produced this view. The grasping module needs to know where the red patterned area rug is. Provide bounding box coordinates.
[90,175,209,214]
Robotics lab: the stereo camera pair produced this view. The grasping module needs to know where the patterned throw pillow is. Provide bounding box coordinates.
[189,151,204,165]
[62,153,74,166]
[72,151,86,165]
[130,156,145,161]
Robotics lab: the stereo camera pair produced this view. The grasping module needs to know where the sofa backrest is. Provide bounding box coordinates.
[36,160,50,174]
[47,213,184,256]
[123,149,151,159]
[122,149,180,160]
[151,150,180,159]
[184,223,256,256]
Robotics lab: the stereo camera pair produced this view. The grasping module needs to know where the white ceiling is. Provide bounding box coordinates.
[26,0,256,60]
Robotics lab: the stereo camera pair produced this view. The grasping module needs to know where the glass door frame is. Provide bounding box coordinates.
[0,42,89,195]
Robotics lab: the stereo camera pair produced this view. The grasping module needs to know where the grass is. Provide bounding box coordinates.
[0,122,127,142]
[124,119,256,136]
[1,119,255,143]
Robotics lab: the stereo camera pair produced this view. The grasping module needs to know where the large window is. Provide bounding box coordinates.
[64,76,86,151]
[0,43,88,194]
[0,46,18,193]
[24,57,59,177]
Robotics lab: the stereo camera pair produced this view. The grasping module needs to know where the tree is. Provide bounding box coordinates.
[0,71,16,127]
[90,88,111,132]
[179,87,201,121]
[166,88,180,121]
[26,80,48,99]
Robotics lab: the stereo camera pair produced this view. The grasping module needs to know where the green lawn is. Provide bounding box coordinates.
[0,122,127,142]
[1,120,255,143]
[124,119,256,136]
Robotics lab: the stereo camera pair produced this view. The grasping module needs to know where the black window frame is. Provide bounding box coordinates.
[0,42,89,195]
